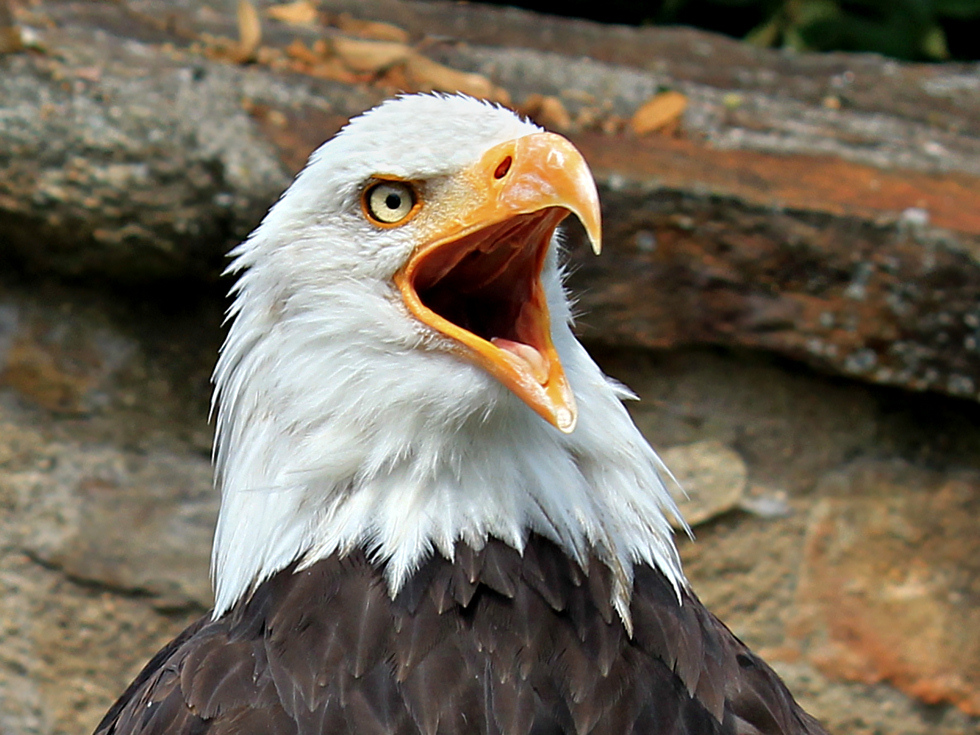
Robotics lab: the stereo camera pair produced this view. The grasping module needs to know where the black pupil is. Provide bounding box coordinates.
[385,192,402,210]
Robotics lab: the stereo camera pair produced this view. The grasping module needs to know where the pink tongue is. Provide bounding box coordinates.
[492,338,549,385]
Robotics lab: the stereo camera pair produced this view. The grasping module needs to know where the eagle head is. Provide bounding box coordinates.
[210,94,684,622]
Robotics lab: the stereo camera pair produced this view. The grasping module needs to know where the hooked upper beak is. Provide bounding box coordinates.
[394,132,601,433]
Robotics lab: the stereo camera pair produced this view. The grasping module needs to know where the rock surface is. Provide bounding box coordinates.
[0,280,977,734]
[0,2,979,734]
[660,440,748,527]
[795,461,980,716]
[600,348,980,734]
[1,0,980,402]
[0,281,216,735]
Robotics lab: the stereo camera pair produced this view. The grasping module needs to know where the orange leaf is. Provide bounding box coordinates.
[332,37,411,73]
[266,1,318,26]
[335,13,409,43]
[631,91,688,136]
[308,58,361,84]
[405,53,509,104]
[235,0,262,62]
[285,38,321,65]
[521,94,572,132]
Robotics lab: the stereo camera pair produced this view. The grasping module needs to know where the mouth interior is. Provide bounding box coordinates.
[411,209,566,354]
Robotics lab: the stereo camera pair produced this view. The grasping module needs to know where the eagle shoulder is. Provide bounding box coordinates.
[94,536,825,735]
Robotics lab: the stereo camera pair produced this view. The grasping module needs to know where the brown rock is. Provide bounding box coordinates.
[3,0,980,405]
[19,443,215,609]
[0,300,136,415]
[0,0,22,55]
[0,281,219,734]
[661,440,747,527]
[2,275,978,733]
[794,460,980,715]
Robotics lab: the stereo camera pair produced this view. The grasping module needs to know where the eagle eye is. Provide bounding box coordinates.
[363,180,419,226]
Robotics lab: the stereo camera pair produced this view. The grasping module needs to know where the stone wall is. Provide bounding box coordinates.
[1,1,978,733]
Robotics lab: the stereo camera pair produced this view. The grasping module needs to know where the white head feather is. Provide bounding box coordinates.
[210,94,687,624]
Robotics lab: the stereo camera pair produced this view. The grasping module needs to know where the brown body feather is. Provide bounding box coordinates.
[94,535,826,735]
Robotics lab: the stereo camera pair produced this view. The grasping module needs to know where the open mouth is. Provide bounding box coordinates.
[392,130,600,433]
[408,208,567,383]
[395,205,577,431]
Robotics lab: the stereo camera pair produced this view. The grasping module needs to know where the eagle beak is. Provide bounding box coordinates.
[395,132,601,433]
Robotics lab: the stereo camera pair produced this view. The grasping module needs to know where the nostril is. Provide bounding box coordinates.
[494,156,512,180]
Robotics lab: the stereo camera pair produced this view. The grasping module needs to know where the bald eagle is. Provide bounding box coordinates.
[94,94,826,735]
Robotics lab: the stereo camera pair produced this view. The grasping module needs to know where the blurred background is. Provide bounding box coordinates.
[0,0,978,733]
[492,0,980,61]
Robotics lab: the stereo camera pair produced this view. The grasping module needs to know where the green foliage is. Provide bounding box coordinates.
[711,0,980,59]
[497,0,980,60]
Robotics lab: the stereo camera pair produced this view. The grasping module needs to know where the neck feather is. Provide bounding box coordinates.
[210,254,687,625]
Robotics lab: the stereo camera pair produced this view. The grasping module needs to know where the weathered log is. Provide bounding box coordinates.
[1,0,980,401]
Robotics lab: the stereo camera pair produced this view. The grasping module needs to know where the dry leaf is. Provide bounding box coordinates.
[275,25,505,103]
[631,90,687,136]
[283,38,358,82]
[235,0,262,62]
[312,38,329,56]
[575,106,600,131]
[406,54,509,104]
[285,38,322,65]
[600,114,624,135]
[256,45,289,68]
[308,57,360,84]
[335,13,409,43]
[266,1,318,26]
[521,94,572,132]
[332,36,411,73]
[376,62,411,90]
